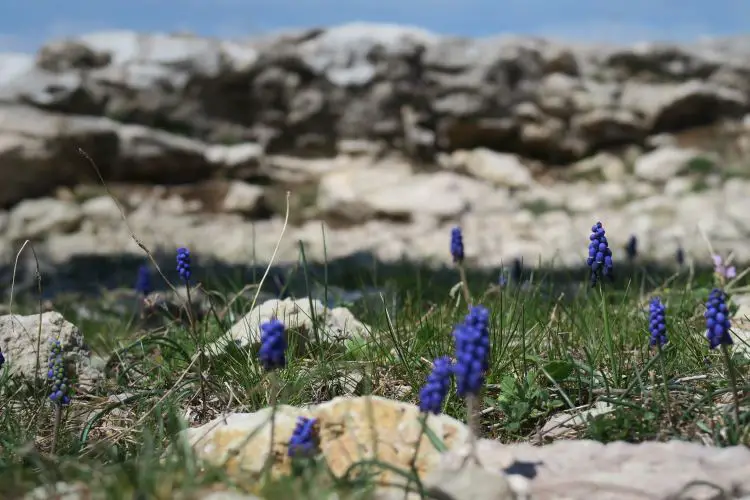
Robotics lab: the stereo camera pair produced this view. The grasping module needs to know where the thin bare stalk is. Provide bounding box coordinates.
[185,285,207,422]
[9,241,45,388]
[33,246,43,385]
[263,372,280,480]
[457,263,472,309]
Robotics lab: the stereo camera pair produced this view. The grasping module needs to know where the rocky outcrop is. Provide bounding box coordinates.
[3,24,750,206]
[3,24,750,274]
[0,311,104,391]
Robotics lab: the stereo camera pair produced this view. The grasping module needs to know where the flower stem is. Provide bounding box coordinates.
[720,344,742,425]
[599,285,618,384]
[458,263,472,309]
[264,372,280,480]
[185,284,207,422]
[464,394,480,465]
[51,404,61,454]
[656,345,673,426]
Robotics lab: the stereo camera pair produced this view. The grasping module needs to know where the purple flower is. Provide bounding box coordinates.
[586,221,614,287]
[450,227,464,264]
[176,247,192,282]
[135,264,153,296]
[419,356,454,414]
[648,297,667,347]
[47,338,73,406]
[511,258,523,285]
[498,272,508,288]
[259,318,287,371]
[676,246,685,267]
[453,306,491,397]
[705,288,732,350]
[625,235,638,261]
[712,254,736,280]
[288,416,319,458]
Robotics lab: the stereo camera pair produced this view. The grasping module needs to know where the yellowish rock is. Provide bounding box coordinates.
[184,396,469,487]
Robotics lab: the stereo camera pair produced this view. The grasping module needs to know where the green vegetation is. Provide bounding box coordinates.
[0,224,748,499]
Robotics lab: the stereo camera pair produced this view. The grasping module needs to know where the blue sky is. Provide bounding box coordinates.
[0,0,747,53]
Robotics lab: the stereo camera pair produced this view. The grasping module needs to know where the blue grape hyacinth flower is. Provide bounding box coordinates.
[450,227,464,264]
[135,264,153,296]
[47,338,73,405]
[648,297,668,347]
[453,305,491,398]
[0,345,5,370]
[288,416,320,458]
[510,258,523,285]
[625,235,638,261]
[176,247,192,282]
[586,221,614,286]
[419,356,454,415]
[705,288,733,350]
[259,318,287,371]
[498,272,508,288]
[675,246,685,267]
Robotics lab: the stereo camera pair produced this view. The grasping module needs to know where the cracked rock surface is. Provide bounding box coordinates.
[432,438,750,500]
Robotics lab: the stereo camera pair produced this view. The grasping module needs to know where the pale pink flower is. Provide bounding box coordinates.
[712,254,737,279]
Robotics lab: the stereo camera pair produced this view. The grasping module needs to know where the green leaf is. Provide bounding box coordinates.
[542,360,575,382]
[696,421,712,434]
[499,375,517,395]
[513,401,530,416]
[691,288,712,301]
[423,425,448,452]
[728,302,739,317]
[344,336,372,355]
